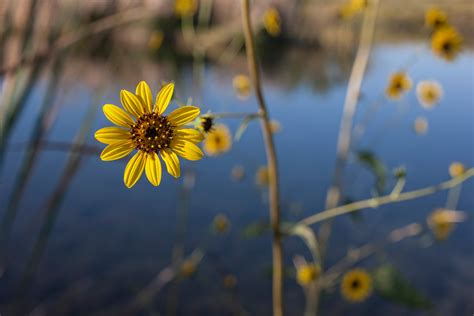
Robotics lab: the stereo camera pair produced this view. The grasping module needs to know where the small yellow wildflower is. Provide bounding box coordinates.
[174,0,197,17]
[431,26,463,62]
[213,214,230,234]
[341,269,372,303]
[255,166,270,187]
[95,81,204,188]
[269,120,281,134]
[233,74,251,100]
[416,80,443,109]
[296,264,321,286]
[449,162,465,178]
[203,124,232,156]
[180,259,197,277]
[148,30,164,52]
[231,165,245,181]
[425,7,448,30]
[263,7,281,37]
[427,209,466,241]
[223,274,238,289]
[385,72,412,100]
[413,117,428,135]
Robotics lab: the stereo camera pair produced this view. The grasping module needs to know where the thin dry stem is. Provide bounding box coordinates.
[241,1,283,315]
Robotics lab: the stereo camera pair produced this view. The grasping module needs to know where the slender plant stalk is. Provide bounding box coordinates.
[241,1,283,315]
[298,168,474,227]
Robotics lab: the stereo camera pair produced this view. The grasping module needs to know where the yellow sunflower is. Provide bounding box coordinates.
[449,162,465,178]
[263,7,281,37]
[427,209,454,241]
[431,26,463,62]
[416,80,443,109]
[203,124,232,156]
[385,72,412,100]
[95,81,204,188]
[425,7,448,30]
[296,263,321,286]
[233,74,251,100]
[174,0,197,17]
[341,269,372,303]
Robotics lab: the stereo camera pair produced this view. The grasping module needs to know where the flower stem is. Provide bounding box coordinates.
[241,1,283,315]
[298,168,474,227]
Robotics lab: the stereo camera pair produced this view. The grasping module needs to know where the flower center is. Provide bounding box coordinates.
[130,113,174,153]
[351,279,360,289]
[442,41,452,52]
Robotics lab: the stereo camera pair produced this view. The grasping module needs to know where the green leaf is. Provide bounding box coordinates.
[374,264,432,310]
[357,150,387,195]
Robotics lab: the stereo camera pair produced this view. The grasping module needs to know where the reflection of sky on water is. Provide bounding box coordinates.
[0,44,473,315]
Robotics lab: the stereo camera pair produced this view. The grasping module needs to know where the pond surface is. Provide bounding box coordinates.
[0,43,473,315]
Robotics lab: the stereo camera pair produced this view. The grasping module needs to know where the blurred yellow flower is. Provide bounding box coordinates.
[233,74,251,100]
[413,117,428,135]
[180,259,197,277]
[95,81,204,188]
[231,164,245,181]
[341,269,372,303]
[338,0,368,19]
[296,263,321,286]
[255,166,270,187]
[449,162,465,178]
[148,30,164,51]
[431,26,463,62]
[385,72,412,100]
[223,274,238,289]
[203,124,232,156]
[213,214,230,234]
[263,7,281,37]
[427,209,466,241]
[269,120,281,134]
[175,0,197,17]
[425,7,448,29]
[416,80,443,109]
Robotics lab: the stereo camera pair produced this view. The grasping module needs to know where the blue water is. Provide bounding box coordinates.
[0,44,473,315]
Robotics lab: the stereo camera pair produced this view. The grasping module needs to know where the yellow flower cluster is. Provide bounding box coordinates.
[425,8,463,62]
[385,72,412,100]
[341,269,372,303]
[449,162,465,178]
[263,7,281,37]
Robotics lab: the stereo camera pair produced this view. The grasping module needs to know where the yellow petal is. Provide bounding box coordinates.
[100,141,134,161]
[103,104,135,128]
[168,106,200,126]
[95,127,130,144]
[136,81,153,113]
[121,89,145,118]
[155,82,174,114]
[145,152,162,186]
[175,128,204,143]
[123,151,147,188]
[161,149,181,178]
[171,139,204,161]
